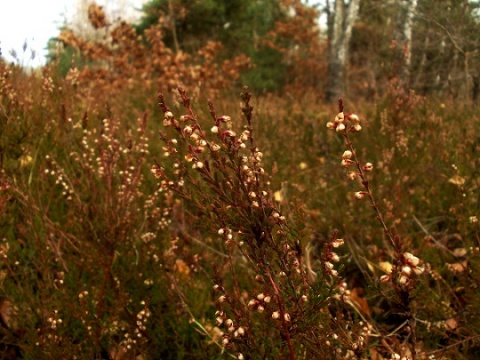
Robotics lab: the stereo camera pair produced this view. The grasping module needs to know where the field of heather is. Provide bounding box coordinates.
[0,1,479,359]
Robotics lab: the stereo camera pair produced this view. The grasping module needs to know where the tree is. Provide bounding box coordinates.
[411,0,480,100]
[326,0,361,102]
[135,0,289,91]
[394,0,418,88]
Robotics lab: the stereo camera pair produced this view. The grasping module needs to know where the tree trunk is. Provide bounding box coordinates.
[326,0,361,102]
[395,0,418,88]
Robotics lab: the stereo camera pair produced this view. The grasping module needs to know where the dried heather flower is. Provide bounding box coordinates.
[272,311,280,319]
[401,265,412,275]
[223,130,236,137]
[225,319,234,328]
[349,114,359,122]
[332,238,344,248]
[284,313,291,322]
[342,150,353,159]
[336,123,346,132]
[403,252,420,266]
[398,275,409,285]
[380,274,391,282]
[347,171,358,180]
[341,159,354,167]
[335,112,345,122]
[354,191,367,200]
[363,162,373,172]
[211,125,219,134]
[330,253,340,262]
[210,143,221,152]
[413,265,425,275]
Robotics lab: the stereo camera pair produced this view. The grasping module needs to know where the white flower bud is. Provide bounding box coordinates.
[349,114,359,122]
[354,191,366,200]
[363,162,373,172]
[398,275,409,285]
[413,265,425,275]
[404,252,420,266]
[401,265,412,275]
[342,150,353,159]
[353,123,362,132]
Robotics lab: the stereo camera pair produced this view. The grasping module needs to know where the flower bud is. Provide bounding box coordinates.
[354,191,367,200]
[404,252,420,266]
[352,123,362,132]
[342,150,353,159]
[349,114,359,122]
[363,162,373,172]
[401,265,412,275]
[413,265,425,275]
[379,274,391,283]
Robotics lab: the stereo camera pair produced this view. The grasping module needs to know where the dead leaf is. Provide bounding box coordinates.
[452,248,467,258]
[0,301,17,329]
[448,175,465,186]
[447,261,468,273]
[445,318,458,331]
[175,259,190,277]
[379,261,393,274]
[349,287,371,316]
[370,348,385,360]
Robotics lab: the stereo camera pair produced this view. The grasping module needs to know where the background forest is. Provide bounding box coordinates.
[0,0,480,359]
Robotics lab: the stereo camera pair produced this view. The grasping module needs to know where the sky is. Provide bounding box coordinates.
[0,0,146,67]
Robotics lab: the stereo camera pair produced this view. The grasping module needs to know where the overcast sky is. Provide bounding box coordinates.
[0,0,146,67]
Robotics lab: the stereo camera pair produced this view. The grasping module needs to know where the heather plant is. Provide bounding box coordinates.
[0,103,210,357]
[1,7,480,356]
[53,4,251,116]
[149,85,480,359]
